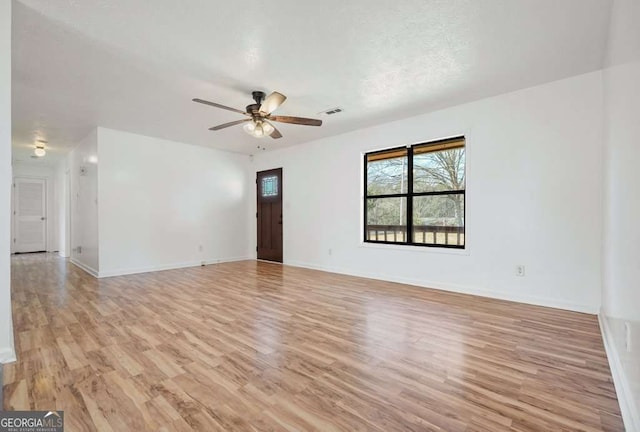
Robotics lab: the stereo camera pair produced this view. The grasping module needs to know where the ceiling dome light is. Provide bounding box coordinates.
[34,144,46,157]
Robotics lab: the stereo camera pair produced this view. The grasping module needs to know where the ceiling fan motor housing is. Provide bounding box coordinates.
[246,103,262,116]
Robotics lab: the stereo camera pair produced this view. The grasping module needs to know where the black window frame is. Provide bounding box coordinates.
[363,136,466,249]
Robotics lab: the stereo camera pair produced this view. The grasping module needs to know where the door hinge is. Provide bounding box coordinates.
[256,246,258,252]
[13,238,16,243]
[256,212,258,218]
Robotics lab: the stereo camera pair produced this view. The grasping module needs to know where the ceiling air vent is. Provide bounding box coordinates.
[320,107,343,115]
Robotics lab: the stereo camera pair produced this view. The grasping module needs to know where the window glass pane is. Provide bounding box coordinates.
[261,176,278,197]
[413,146,465,193]
[413,194,464,246]
[367,149,408,196]
[366,197,407,242]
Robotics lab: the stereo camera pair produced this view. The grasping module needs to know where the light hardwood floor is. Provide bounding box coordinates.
[3,253,623,431]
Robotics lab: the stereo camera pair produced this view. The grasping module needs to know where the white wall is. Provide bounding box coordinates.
[55,159,70,257]
[252,71,604,314]
[600,0,640,429]
[0,0,14,364]
[11,162,59,253]
[68,129,99,275]
[97,127,253,277]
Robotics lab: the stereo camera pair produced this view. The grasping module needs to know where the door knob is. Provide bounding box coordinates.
[41,217,46,221]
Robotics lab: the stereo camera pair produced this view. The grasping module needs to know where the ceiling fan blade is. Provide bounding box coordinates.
[193,98,248,115]
[259,92,287,115]
[269,115,322,126]
[268,122,283,139]
[209,119,251,131]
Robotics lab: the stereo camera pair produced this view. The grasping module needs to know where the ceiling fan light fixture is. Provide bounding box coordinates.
[243,122,256,133]
[262,122,274,136]
[243,120,273,138]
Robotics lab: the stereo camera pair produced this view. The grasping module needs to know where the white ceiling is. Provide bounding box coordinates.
[12,0,611,161]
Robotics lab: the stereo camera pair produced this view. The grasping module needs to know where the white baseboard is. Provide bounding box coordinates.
[69,258,99,278]
[285,260,598,314]
[98,256,252,278]
[599,314,640,432]
[0,347,16,364]
[202,256,253,266]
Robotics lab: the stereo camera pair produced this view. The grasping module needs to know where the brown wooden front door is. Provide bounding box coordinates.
[257,168,283,262]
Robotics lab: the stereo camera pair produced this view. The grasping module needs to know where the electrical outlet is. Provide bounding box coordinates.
[515,265,525,277]
[625,322,632,352]
[198,244,203,252]
[328,249,333,256]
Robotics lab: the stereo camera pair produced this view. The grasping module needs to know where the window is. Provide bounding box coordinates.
[364,136,465,248]
[261,175,278,197]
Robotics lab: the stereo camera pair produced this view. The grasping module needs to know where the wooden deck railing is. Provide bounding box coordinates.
[366,225,464,246]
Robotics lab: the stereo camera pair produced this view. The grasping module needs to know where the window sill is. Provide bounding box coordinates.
[358,241,471,256]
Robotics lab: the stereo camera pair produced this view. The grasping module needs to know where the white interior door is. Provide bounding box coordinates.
[14,177,47,253]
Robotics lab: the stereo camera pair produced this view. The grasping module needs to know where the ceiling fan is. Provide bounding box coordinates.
[193,91,322,139]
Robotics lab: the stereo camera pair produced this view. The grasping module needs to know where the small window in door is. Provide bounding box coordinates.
[261,176,278,197]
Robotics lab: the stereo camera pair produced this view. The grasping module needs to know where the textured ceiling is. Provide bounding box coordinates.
[12,0,611,161]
